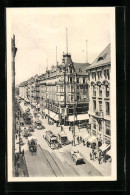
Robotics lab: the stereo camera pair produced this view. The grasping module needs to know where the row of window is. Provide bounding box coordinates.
[93,119,111,135]
[93,100,110,115]
[93,86,109,97]
[91,69,110,81]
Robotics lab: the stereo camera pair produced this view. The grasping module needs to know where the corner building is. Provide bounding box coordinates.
[87,44,111,148]
[37,52,90,126]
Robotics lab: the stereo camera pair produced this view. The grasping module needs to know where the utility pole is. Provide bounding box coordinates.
[73,75,77,146]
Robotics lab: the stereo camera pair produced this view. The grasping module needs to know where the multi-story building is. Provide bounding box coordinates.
[19,81,28,100]
[35,52,90,126]
[87,44,111,148]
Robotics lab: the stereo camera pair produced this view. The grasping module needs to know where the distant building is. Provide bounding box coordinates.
[87,44,111,148]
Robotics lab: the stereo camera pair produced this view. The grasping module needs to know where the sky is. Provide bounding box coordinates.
[7,7,114,85]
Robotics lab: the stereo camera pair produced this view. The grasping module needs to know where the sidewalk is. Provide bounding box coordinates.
[74,144,111,176]
[15,134,29,177]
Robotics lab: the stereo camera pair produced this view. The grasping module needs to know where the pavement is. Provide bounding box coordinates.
[15,101,111,177]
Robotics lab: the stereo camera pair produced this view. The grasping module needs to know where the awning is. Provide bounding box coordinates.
[87,136,96,143]
[37,104,40,108]
[106,149,111,156]
[83,133,91,140]
[68,115,77,122]
[77,114,89,121]
[99,144,110,152]
[49,111,56,119]
[53,114,59,121]
[44,109,48,115]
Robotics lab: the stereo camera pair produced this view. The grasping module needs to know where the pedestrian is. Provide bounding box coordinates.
[94,151,97,159]
[77,136,79,144]
[16,134,17,140]
[90,152,92,160]
[98,152,101,164]
[80,136,82,143]
[92,150,95,161]
[71,140,73,146]
[22,149,24,156]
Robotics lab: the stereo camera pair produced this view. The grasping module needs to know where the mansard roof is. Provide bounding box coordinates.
[73,62,90,75]
[88,43,111,70]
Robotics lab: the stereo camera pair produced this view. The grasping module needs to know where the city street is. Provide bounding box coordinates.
[16,101,105,177]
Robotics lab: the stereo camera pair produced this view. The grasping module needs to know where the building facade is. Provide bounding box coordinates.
[18,44,111,149]
[87,44,111,148]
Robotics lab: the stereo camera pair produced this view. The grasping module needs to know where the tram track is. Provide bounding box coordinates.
[38,144,64,177]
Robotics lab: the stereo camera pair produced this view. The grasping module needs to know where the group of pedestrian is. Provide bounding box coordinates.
[90,149,102,164]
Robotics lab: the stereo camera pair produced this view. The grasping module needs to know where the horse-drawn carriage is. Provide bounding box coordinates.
[28,136,37,153]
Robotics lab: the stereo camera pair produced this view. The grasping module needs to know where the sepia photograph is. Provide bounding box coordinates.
[7,7,116,181]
